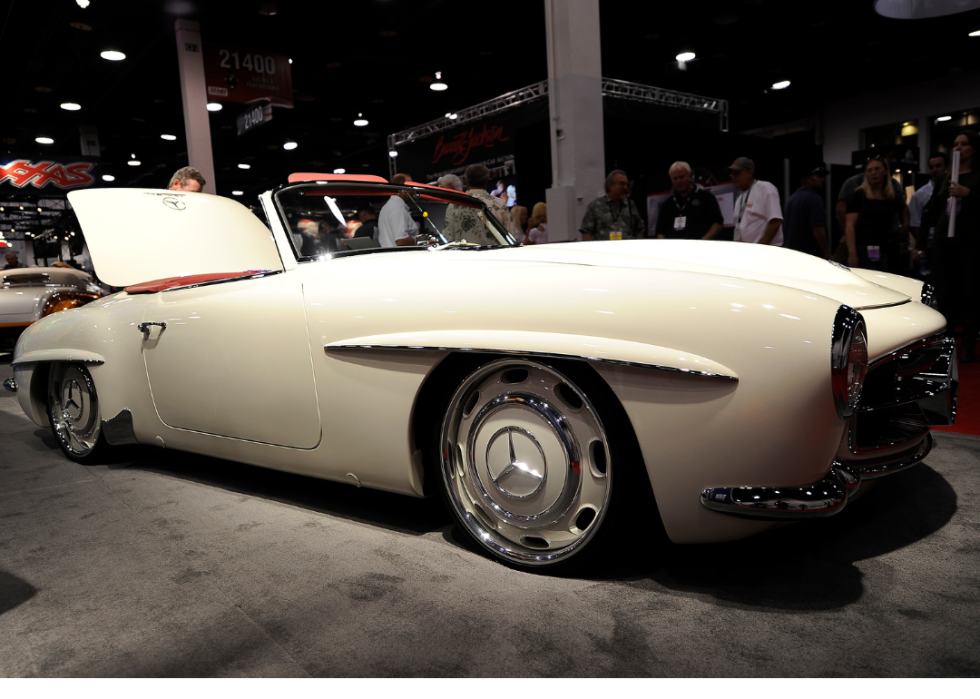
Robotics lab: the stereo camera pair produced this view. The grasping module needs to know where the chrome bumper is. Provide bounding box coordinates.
[700,433,932,520]
[2,377,16,394]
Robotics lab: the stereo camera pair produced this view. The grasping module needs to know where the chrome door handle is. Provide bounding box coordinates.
[138,321,167,336]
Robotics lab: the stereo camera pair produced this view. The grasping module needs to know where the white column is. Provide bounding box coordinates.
[544,0,605,242]
[175,19,216,194]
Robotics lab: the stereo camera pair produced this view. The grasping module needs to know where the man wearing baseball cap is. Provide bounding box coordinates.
[783,165,831,258]
[729,157,783,246]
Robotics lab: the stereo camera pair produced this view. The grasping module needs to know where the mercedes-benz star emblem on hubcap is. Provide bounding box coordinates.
[64,379,82,421]
[486,426,547,499]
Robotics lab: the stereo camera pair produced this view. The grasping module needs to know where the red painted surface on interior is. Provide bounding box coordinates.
[125,272,256,294]
[933,338,979,436]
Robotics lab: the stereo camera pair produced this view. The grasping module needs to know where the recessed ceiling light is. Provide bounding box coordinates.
[128,160,141,166]
[937,115,952,121]
[288,58,293,64]
[60,102,81,111]
[676,52,696,62]
[100,50,126,61]
[102,174,115,182]
[76,0,90,7]
[388,150,398,158]
[206,102,222,112]
[971,30,980,36]
[35,137,54,144]
[160,134,177,141]
[772,80,791,90]
[238,163,251,169]
[430,71,448,91]
[283,141,298,150]
[232,190,244,196]
[333,169,346,174]
[353,113,368,127]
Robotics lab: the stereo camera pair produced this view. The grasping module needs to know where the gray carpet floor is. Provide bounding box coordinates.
[1,355,979,677]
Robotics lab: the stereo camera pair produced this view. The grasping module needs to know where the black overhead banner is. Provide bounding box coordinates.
[0,156,101,192]
[393,98,549,184]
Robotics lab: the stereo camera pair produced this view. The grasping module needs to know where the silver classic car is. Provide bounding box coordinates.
[0,266,102,352]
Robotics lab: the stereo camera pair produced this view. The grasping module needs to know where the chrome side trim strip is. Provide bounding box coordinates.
[2,377,16,394]
[700,461,858,520]
[101,409,140,446]
[325,344,739,381]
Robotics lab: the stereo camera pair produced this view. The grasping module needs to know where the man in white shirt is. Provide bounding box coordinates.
[729,157,783,246]
[379,173,418,247]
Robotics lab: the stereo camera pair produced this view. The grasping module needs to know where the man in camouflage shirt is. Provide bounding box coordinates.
[443,163,508,246]
[579,170,646,240]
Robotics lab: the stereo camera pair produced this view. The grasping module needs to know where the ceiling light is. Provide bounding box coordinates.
[353,113,368,127]
[35,137,54,144]
[238,163,251,169]
[333,168,346,174]
[60,102,81,111]
[128,160,141,166]
[388,150,398,158]
[160,134,177,141]
[937,115,952,121]
[445,112,458,120]
[771,80,791,90]
[102,174,115,182]
[206,102,222,112]
[100,50,126,61]
[283,141,298,150]
[76,0,90,7]
[288,58,293,64]
[232,190,244,196]
[676,52,696,62]
[430,71,448,91]
[971,29,980,36]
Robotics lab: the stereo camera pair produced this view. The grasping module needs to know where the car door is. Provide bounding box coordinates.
[140,275,321,449]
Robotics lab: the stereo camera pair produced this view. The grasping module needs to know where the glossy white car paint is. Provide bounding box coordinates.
[10,188,947,547]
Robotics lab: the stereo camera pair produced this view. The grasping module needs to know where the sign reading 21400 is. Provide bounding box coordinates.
[203,42,293,107]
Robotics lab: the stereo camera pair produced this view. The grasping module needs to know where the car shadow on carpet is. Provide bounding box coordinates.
[0,569,37,615]
[598,462,959,611]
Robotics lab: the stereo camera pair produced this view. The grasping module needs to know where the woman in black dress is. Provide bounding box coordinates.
[845,157,904,271]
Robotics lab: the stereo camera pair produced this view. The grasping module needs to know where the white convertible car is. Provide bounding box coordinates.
[3,174,957,570]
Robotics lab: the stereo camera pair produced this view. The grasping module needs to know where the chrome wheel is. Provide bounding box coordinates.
[48,363,103,460]
[440,359,613,567]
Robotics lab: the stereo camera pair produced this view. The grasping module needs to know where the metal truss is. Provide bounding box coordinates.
[387,78,728,176]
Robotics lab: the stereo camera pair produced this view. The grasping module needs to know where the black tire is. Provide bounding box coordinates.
[47,362,109,464]
[436,356,642,571]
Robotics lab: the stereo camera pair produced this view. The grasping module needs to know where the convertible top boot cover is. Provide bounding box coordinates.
[67,189,284,288]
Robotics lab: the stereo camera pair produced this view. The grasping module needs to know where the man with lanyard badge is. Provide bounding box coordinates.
[655,161,724,240]
[729,157,783,246]
[580,170,646,241]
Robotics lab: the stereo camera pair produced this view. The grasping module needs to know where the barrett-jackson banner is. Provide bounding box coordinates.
[395,120,517,184]
[0,157,100,191]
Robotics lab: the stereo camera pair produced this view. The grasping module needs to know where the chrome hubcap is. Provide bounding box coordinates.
[49,364,101,457]
[442,360,611,566]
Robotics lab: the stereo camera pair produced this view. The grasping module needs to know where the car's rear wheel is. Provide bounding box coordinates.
[439,358,620,569]
[47,362,108,463]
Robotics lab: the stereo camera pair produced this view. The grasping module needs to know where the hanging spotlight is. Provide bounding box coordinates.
[206,102,223,112]
[771,80,791,90]
[676,52,696,62]
[353,113,368,126]
[283,141,298,150]
[430,71,448,91]
[100,50,126,61]
[445,112,458,120]
[160,134,177,141]
[971,29,980,36]
[388,150,398,158]
[60,102,82,111]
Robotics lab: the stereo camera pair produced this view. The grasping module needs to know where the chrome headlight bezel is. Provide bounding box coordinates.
[831,306,868,418]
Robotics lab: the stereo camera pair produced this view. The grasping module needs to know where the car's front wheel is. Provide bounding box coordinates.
[47,362,108,463]
[439,358,621,569]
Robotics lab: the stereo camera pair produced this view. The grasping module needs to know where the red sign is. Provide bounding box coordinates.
[0,160,97,190]
[203,42,293,107]
[432,124,510,166]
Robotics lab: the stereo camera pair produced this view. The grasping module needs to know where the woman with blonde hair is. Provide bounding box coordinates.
[507,205,528,239]
[844,156,902,270]
[524,202,548,244]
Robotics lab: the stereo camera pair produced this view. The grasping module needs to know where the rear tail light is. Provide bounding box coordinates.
[41,293,99,318]
[831,306,868,418]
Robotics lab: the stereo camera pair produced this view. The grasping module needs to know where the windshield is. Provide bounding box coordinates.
[274,182,518,262]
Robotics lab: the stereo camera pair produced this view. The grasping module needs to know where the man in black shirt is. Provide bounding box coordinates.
[655,162,724,240]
